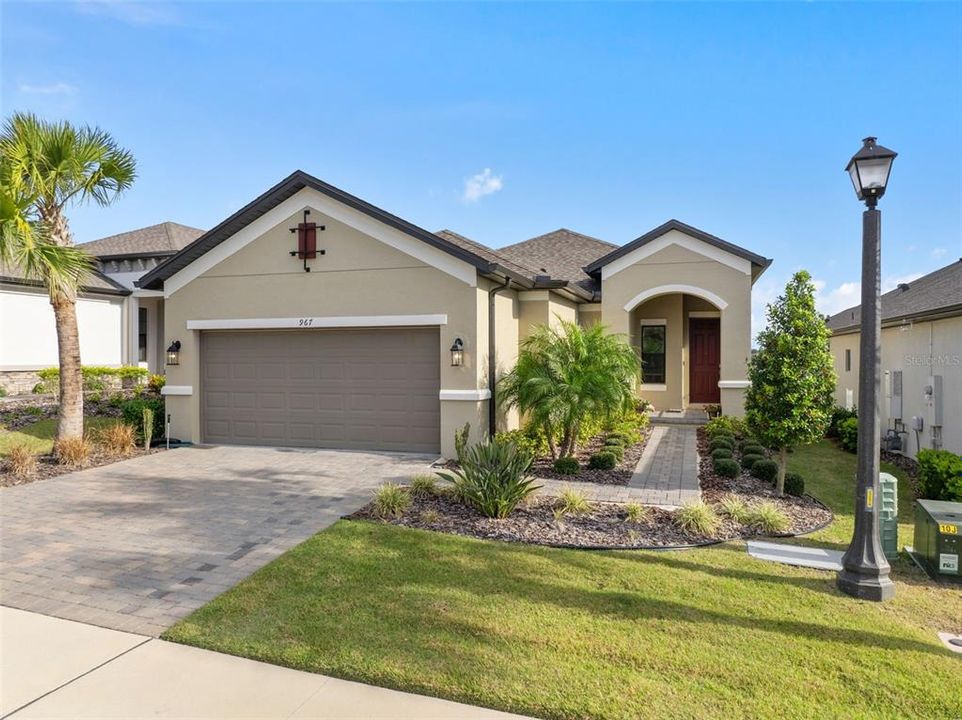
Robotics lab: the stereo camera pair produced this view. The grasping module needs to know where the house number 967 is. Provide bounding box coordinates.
[298,318,314,327]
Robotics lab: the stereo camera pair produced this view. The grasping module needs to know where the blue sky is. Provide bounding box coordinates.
[3,1,960,334]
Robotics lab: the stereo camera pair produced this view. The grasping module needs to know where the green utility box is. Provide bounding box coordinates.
[912,499,962,584]
[879,473,899,561]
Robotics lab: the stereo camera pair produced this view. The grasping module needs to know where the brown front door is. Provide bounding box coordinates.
[689,318,720,403]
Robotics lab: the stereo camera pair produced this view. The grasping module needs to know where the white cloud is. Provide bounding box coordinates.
[815,280,861,317]
[931,247,947,259]
[462,168,503,203]
[18,82,77,96]
[74,0,182,26]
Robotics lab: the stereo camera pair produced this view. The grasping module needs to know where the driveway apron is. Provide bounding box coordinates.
[0,446,432,636]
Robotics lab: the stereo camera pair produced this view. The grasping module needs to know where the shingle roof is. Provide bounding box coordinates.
[584,219,771,275]
[826,259,962,333]
[77,221,204,259]
[434,229,541,280]
[497,228,616,293]
[0,262,130,295]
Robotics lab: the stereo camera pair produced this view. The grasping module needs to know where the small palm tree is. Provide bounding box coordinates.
[499,320,640,458]
[1,113,136,444]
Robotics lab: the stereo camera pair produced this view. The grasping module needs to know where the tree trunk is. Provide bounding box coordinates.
[545,422,558,460]
[52,292,84,443]
[775,447,787,496]
[44,209,84,445]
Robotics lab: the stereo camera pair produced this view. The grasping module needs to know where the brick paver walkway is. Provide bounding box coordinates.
[0,446,432,636]
[535,424,701,507]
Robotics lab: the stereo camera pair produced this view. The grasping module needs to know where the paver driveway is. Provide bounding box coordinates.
[0,445,433,636]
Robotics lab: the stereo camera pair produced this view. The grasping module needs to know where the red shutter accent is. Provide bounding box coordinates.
[297,223,317,259]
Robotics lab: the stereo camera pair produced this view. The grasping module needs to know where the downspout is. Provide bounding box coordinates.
[488,276,512,438]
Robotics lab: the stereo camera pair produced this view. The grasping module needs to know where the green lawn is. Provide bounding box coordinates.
[164,441,961,720]
[0,417,119,456]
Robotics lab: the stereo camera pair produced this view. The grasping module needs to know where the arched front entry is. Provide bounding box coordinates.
[622,285,727,411]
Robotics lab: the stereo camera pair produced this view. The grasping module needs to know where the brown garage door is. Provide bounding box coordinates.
[201,328,440,453]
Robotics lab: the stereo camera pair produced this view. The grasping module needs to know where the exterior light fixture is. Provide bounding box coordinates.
[166,340,182,366]
[836,136,897,603]
[450,338,464,367]
[846,137,897,205]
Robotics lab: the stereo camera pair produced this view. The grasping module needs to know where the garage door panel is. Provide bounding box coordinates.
[201,329,440,453]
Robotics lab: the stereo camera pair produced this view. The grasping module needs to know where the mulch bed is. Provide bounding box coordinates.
[528,425,651,485]
[0,394,133,432]
[696,427,833,535]
[1,446,163,488]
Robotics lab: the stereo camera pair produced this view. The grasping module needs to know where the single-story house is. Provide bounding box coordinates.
[827,258,962,458]
[134,171,770,458]
[0,222,203,393]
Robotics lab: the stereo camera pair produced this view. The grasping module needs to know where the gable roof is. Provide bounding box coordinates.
[78,222,204,259]
[434,229,541,280]
[826,259,962,334]
[583,219,771,275]
[138,171,511,291]
[0,262,130,296]
[498,229,616,293]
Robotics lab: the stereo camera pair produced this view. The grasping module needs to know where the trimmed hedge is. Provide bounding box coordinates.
[713,457,740,478]
[588,451,618,470]
[917,449,962,501]
[711,447,733,461]
[784,472,805,497]
[553,456,580,475]
[750,459,778,482]
[121,396,165,441]
[34,365,149,394]
[741,444,766,457]
[738,438,761,452]
[709,437,734,452]
[741,453,764,471]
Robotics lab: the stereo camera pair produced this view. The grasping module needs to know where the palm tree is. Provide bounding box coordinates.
[0,113,136,444]
[499,320,640,458]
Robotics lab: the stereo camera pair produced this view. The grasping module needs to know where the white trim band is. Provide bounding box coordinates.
[186,314,448,331]
[160,385,193,396]
[439,389,492,401]
[718,380,751,389]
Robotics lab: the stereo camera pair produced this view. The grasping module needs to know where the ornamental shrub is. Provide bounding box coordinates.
[916,449,962,502]
[553,456,580,475]
[711,447,733,461]
[495,430,544,465]
[746,502,790,534]
[784,472,805,497]
[741,453,764,471]
[606,432,633,446]
[827,405,857,439]
[372,483,410,518]
[436,439,540,518]
[706,415,747,439]
[738,437,761,452]
[838,417,859,453]
[709,437,734,452]
[121,396,165,441]
[674,501,721,537]
[741,444,766,457]
[713,457,740,478]
[750,459,779,483]
[589,451,618,470]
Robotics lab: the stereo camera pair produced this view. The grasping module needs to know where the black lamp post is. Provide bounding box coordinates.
[837,137,897,602]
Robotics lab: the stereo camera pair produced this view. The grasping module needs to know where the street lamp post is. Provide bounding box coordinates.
[837,136,897,602]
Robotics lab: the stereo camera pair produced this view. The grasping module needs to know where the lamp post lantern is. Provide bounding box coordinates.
[837,137,897,602]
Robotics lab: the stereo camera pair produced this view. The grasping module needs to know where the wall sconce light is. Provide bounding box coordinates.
[166,340,182,366]
[450,338,464,367]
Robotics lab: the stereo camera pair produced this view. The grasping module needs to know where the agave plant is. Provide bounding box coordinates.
[436,439,540,519]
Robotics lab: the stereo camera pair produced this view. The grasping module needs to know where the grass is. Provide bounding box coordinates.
[0,417,119,457]
[164,440,962,720]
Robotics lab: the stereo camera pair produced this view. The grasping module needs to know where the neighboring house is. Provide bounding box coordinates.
[827,258,962,458]
[136,170,770,457]
[0,222,203,394]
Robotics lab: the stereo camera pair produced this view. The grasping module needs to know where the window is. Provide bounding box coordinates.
[138,307,148,363]
[845,348,851,372]
[640,324,666,384]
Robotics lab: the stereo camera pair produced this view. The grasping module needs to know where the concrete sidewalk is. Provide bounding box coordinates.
[1,606,531,719]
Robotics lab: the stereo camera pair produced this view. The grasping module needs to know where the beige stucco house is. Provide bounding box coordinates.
[827,259,962,459]
[137,171,771,457]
